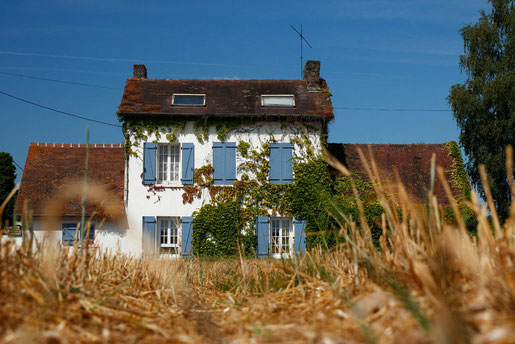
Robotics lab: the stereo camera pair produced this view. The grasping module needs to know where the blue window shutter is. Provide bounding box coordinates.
[213,142,225,185]
[225,142,236,183]
[269,144,281,184]
[213,142,236,185]
[142,216,156,254]
[82,224,95,241]
[256,216,269,257]
[181,216,193,257]
[181,143,194,185]
[294,219,307,253]
[270,143,292,184]
[281,143,293,183]
[143,142,157,185]
[62,223,77,245]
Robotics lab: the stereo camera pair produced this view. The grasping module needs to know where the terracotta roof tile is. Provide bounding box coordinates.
[328,143,464,206]
[15,143,125,218]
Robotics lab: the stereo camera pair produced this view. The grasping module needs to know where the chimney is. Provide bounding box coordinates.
[303,60,320,90]
[133,64,147,78]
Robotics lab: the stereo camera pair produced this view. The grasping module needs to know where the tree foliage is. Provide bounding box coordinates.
[448,0,515,220]
[0,152,16,225]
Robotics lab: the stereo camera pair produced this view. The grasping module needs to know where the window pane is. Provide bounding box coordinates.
[271,220,280,253]
[173,95,205,106]
[160,219,169,245]
[159,146,168,182]
[262,95,295,107]
[170,146,180,181]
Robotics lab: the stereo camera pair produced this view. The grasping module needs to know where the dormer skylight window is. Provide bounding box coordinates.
[172,94,206,106]
[261,95,295,107]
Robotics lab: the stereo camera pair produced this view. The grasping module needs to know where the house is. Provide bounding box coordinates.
[118,61,333,257]
[14,143,127,250]
[14,60,467,257]
[327,143,469,206]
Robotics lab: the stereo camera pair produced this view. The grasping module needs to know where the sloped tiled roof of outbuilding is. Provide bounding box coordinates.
[15,143,125,218]
[327,143,464,206]
[117,78,333,118]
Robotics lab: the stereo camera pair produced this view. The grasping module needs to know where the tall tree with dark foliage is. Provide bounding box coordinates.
[448,0,514,221]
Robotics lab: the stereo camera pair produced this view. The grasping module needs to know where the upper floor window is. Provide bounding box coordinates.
[158,145,180,183]
[261,95,295,107]
[172,94,206,106]
[213,142,236,185]
[143,142,194,185]
[269,143,293,184]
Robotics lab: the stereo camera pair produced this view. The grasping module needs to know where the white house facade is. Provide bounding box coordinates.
[118,61,334,257]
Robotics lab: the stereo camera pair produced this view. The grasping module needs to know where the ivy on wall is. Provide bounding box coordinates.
[443,141,476,232]
[121,117,253,158]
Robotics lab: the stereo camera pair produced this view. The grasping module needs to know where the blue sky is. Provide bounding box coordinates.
[0,0,489,181]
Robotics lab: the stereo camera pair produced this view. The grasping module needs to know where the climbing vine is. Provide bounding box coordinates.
[120,117,253,157]
[187,124,387,256]
[443,141,471,202]
[443,141,476,232]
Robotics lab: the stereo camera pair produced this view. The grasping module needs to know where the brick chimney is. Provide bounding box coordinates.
[303,60,320,90]
[133,64,147,78]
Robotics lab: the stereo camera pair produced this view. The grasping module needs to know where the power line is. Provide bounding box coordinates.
[333,106,450,112]
[12,159,24,172]
[0,71,121,90]
[0,90,122,128]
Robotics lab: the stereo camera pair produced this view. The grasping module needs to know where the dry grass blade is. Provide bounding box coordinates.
[1,150,514,343]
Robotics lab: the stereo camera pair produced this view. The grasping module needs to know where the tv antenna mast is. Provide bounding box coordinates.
[290,24,312,78]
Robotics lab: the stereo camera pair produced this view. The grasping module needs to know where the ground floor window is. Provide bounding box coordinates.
[62,223,95,245]
[158,217,180,255]
[270,217,292,257]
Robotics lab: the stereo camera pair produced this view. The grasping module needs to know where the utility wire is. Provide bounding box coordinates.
[0,71,121,90]
[0,71,453,113]
[12,159,24,172]
[0,90,121,128]
[333,106,450,112]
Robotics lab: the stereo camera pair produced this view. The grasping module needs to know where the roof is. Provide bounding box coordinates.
[327,143,464,206]
[15,143,125,218]
[117,79,333,119]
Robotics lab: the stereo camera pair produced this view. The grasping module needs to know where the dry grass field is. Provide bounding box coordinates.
[1,151,514,344]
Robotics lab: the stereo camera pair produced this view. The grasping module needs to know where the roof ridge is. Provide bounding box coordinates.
[30,142,123,148]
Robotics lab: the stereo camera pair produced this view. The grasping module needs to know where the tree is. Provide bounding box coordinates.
[448,0,514,221]
[0,152,17,226]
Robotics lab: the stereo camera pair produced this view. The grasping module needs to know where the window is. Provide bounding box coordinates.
[213,142,236,185]
[270,218,292,256]
[158,145,180,183]
[261,95,295,107]
[158,217,180,255]
[142,216,193,256]
[269,143,293,184]
[172,94,206,106]
[256,216,306,257]
[143,142,194,185]
[62,223,94,245]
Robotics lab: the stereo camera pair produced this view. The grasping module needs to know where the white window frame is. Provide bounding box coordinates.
[270,217,293,258]
[261,94,295,108]
[157,144,181,185]
[158,217,181,257]
[172,93,206,107]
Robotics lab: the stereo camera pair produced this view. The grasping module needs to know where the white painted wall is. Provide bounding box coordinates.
[125,120,324,255]
[27,217,134,254]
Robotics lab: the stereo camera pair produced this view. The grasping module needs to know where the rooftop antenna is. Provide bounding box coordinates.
[290,24,312,78]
